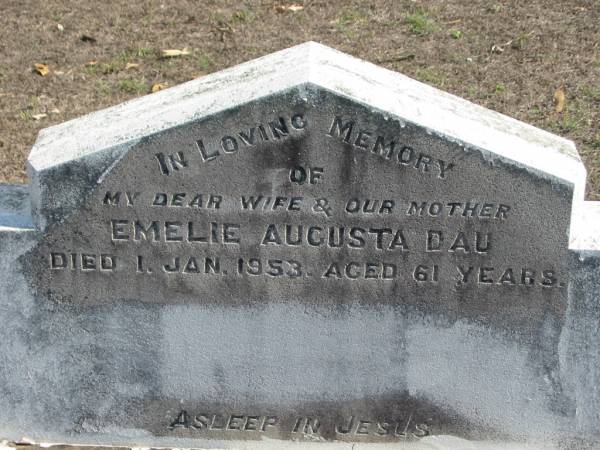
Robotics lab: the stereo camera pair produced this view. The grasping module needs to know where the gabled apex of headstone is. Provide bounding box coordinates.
[27,41,585,229]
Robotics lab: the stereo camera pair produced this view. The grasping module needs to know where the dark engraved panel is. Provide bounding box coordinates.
[21,86,573,441]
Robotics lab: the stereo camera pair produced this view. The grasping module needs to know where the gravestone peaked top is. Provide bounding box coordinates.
[0,42,595,448]
[28,42,585,229]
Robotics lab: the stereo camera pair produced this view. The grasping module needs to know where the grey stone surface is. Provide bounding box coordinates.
[564,201,600,438]
[0,42,596,448]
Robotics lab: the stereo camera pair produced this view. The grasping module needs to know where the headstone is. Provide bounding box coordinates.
[0,42,598,448]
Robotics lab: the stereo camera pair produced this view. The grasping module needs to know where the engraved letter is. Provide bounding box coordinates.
[373,136,396,159]
[103,191,121,205]
[269,117,289,139]
[163,257,180,273]
[291,113,307,129]
[153,193,167,206]
[336,416,354,435]
[197,139,219,161]
[456,265,473,284]
[426,230,443,251]
[111,219,130,240]
[476,232,491,253]
[156,151,188,175]
[408,202,426,216]
[221,136,239,153]
[262,224,282,245]
[134,221,160,241]
[327,116,354,143]
[437,160,454,179]
[50,252,67,269]
[169,410,190,429]
[238,128,257,146]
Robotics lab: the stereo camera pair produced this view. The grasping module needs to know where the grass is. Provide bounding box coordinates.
[119,47,154,62]
[467,86,480,99]
[450,29,462,39]
[102,63,119,74]
[18,96,40,122]
[405,9,436,35]
[83,48,156,77]
[196,55,212,71]
[232,9,253,23]
[334,9,369,39]
[84,62,120,76]
[95,80,111,96]
[530,105,542,115]
[119,79,148,94]
[135,47,154,58]
[18,110,33,122]
[212,12,229,26]
[416,68,445,87]
[581,85,600,102]
[510,32,532,50]
[591,133,600,150]
[556,102,586,133]
[337,9,367,26]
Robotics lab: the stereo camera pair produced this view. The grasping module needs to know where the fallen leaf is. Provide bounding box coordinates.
[275,4,304,13]
[57,23,64,32]
[80,34,96,43]
[125,62,139,70]
[151,83,167,92]
[32,113,47,120]
[491,44,504,54]
[85,60,98,66]
[161,48,190,58]
[554,87,566,113]
[34,63,50,76]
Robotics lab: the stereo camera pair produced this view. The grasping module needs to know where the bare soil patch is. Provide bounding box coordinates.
[1,0,599,198]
